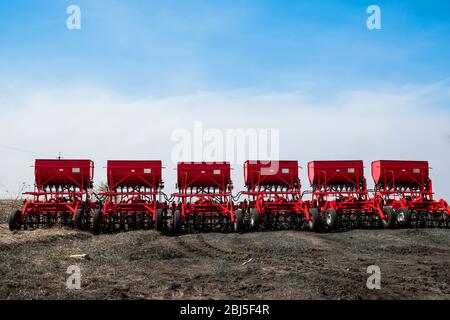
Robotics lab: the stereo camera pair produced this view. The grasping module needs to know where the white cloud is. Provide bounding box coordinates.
[0,83,449,200]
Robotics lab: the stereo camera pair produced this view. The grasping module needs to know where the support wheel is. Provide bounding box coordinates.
[396,207,411,228]
[93,209,103,235]
[173,210,182,235]
[234,209,243,232]
[9,210,22,231]
[156,208,165,231]
[74,208,86,230]
[249,208,260,231]
[381,206,395,229]
[308,208,321,232]
[325,208,338,230]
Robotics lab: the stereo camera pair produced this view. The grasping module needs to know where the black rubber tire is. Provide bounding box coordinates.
[74,208,85,230]
[325,208,338,230]
[308,208,321,232]
[249,208,260,231]
[156,208,165,231]
[93,209,103,235]
[234,209,243,232]
[396,207,411,227]
[173,210,182,235]
[9,210,21,231]
[381,206,396,229]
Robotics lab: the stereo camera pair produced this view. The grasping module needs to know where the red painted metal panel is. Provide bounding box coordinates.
[308,160,364,187]
[107,160,162,188]
[177,162,231,188]
[35,159,94,188]
[244,160,299,186]
[371,160,429,186]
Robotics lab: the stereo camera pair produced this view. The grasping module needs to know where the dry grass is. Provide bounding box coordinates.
[0,200,22,224]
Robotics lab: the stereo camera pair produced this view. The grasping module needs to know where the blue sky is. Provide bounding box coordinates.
[0,1,449,197]
[0,0,449,97]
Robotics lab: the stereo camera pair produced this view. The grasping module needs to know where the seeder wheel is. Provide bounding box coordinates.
[173,209,182,235]
[308,208,321,232]
[9,210,22,231]
[380,206,395,228]
[234,209,243,232]
[93,209,103,235]
[396,207,411,228]
[74,208,86,230]
[325,208,338,231]
[249,208,260,231]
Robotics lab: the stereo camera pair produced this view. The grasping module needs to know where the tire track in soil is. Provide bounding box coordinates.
[168,234,291,298]
[174,234,246,263]
[194,232,325,268]
[182,232,353,287]
[189,234,282,299]
[157,234,257,299]
[285,232,372,266]
[244,232,371,298]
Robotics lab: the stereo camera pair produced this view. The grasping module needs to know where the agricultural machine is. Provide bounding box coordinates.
[240,160,316,231]
[372,160,450,227]
[307,160,395,230]
[94,160,166,234]
[170,162,237,233]
[8,157,449,234]
[9,159,94,231]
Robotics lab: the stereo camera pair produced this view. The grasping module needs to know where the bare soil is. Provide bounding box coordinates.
[1,201,449,300]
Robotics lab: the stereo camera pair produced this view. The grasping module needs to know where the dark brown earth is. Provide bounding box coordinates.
[1,201,449,300]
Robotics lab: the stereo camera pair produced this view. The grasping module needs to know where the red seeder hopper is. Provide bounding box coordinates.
[170,162,237,233]
[9,159,94,230]
[241,160,316,231]
[308,160,395,230]
[94,160,166,234]
[372,160,450,227]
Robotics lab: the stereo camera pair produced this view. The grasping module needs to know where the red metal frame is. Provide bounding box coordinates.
[308,160,384,220]
[21,159,94,223]
[172,162,235,223]
[372,160,450,218]
[99,160,164,222]
[242,160,311,222]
